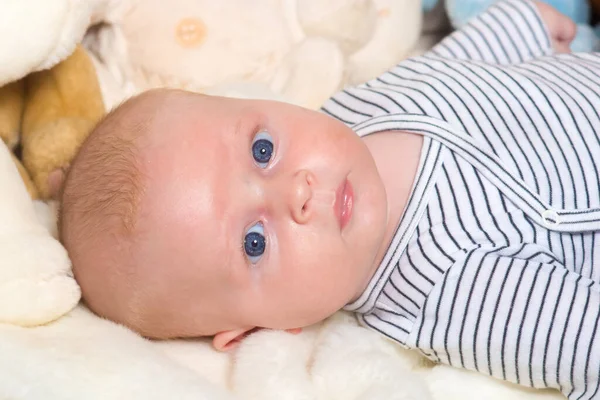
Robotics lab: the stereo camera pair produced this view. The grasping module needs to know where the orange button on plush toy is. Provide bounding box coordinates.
[175,18,207,48]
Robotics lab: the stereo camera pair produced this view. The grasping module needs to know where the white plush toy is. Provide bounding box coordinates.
[82,0,423,110]
[0,1,95,87]
[1,0,423,111]
[0,140,79,327]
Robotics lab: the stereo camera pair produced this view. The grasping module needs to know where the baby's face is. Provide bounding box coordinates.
[133,93,387,336]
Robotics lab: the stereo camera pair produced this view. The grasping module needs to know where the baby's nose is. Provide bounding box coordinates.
[287,170,313,224]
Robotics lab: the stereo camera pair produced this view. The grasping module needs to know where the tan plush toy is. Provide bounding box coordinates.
[0,46,105,199]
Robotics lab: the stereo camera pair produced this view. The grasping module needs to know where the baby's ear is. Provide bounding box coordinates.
[212,328,257,351]
[212,327,304,351]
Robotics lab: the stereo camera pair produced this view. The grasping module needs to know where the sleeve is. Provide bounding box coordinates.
[429,0,554,64]
[411,250,600,400]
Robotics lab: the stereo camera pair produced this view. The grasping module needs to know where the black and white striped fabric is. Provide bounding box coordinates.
[321,0,600,398]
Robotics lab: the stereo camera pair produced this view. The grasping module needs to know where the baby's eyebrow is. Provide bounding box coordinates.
[231,110,266,139]
[233,115,247,138]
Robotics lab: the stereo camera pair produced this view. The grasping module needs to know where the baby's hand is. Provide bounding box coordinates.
[533,0,576,53]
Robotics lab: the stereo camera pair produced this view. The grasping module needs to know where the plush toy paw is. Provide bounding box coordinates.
[0,141,80,326]
[271,37,345,110]
[347,0,423,85]
[0,231,80,326]
[296,0,377,54]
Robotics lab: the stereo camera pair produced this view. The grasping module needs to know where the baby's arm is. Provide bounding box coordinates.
[415,250,600,399]
[429,0,575,64]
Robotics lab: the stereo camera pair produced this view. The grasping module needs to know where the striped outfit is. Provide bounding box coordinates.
[321,0,600,398]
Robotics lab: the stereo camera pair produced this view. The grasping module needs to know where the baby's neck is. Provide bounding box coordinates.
[360,130,424,288]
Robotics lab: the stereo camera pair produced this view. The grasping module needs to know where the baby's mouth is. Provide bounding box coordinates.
[334,179,353,230]
[310,179,353,231]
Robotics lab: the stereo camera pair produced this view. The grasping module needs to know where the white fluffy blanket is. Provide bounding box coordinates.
[0,286,565,400]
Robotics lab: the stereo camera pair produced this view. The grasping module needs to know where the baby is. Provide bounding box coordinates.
[58,0,600,398]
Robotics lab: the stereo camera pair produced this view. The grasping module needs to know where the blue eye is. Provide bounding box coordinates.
[252,131,274,168]
[244,222,266,264]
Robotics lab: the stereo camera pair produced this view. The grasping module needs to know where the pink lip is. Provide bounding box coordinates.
[334,178,353,230]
